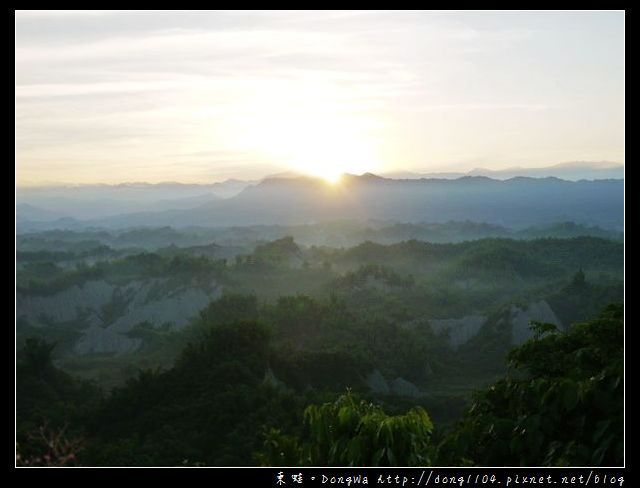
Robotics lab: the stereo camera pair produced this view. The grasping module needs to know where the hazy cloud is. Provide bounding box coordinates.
[15,10,624,185]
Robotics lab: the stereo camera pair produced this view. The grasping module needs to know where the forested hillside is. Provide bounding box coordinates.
[16,226,623,466]
[16,302,623,466]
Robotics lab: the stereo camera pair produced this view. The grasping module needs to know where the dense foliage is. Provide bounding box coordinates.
[16,338,101,466]
[259,391,434,466]
[16,302,623,466]
[15,228,624,466]
[438,303,623,466]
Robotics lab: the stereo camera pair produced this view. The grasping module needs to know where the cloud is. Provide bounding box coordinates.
[15,80,194,98]
[414,103,551,112]
[15,10,125,18]
[15,11,624,184]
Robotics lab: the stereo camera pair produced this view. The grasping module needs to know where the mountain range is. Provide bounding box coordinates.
[383,161,624,181]
[15,179,258,221]
[16,172,624,232]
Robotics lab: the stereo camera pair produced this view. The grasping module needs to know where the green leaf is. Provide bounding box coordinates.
[386,447,397,465]
[592,420,612,443]
[563,382,579,411]
[372,448,385,465]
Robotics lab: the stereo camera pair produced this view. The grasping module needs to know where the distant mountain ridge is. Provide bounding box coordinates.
[15,178,258,221]
[383,161,624,181]
[17,174,619,232]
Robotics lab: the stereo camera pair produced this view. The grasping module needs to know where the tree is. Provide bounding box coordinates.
[198,294,259,326]
[257,391,435,466]
[18,337,56,377]
[572,268,586,288]
[16,338,99,465]
[438,303,623,466]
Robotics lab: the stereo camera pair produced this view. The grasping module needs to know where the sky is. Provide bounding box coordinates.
[15,10,625,185]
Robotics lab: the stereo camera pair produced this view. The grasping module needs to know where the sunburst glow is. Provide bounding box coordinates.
[287,125,379,183]
[226,82,383,184]
[14,11,623,186]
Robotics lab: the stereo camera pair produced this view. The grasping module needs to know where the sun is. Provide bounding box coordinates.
[321,172,342,184]
[228,89,382,184]
[284,120,380,184]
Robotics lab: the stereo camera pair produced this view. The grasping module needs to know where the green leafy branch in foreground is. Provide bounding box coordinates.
[437,303,623,466]
[257,390,434,466]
